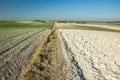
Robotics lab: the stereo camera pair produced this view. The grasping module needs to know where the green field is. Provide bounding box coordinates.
[0,20,53,55]
[0,20,52,29]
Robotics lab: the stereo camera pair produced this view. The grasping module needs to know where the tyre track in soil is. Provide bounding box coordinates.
[19,25,68,80]
[0,30,32,43]
[59,31,86,80]
[0,31,40,55]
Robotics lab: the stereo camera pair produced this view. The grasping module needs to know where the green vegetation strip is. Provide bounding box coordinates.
[71,25,120,33]
[0,21,53,30]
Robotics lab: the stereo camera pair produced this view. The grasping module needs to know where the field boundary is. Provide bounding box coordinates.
[18,29,52,80]
[18,24,55,80]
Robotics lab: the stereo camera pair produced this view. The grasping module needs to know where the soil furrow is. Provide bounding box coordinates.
[59,31,86,80]
[0,30,32,43]
[0,31,40,55]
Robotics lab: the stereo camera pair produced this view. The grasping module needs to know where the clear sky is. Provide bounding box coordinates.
[0,0,120,21]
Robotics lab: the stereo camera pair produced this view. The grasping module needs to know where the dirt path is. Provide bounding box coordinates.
[19,25,69,80]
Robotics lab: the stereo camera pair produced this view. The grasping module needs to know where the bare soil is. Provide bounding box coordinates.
[58,23,120,80]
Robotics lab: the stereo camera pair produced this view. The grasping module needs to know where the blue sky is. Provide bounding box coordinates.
[0,0,120,21]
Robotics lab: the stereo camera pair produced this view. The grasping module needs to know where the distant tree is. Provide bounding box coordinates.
[56,20,67,23]
[82,22,85,24]
[33,20,46,22]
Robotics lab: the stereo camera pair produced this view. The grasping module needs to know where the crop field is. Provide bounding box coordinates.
[57,23,120,80]
[0,21,120,80]
[0,21,52,80]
